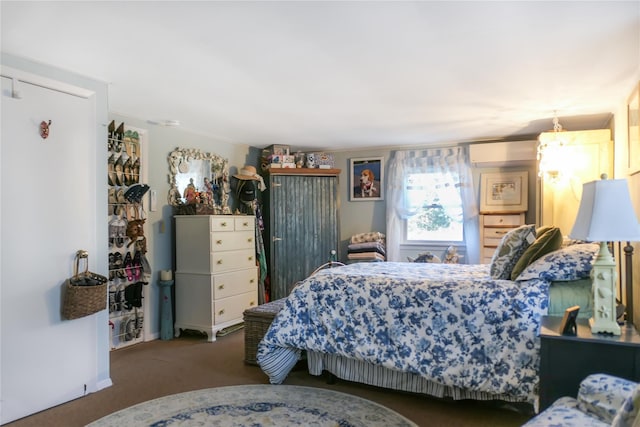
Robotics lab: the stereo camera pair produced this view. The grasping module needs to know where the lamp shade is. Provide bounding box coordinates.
[569,179,640,242]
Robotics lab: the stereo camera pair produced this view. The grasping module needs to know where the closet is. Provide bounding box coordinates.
[263,168,340,301]
[107,122,149,349]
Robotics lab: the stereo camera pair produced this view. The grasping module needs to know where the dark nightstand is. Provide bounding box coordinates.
[538,316,640,411]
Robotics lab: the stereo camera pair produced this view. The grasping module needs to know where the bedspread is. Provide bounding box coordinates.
[257,262,550,404]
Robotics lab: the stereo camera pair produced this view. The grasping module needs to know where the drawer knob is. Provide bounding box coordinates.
[217,259,223,265]
[248,238,253,243]
[250,279,255,284]
[248,256,253,261]
[221,222,227,227]
[249,301,255,306]
[216,239,222,245]
[243,222,249,227]
[218,284,224,290]
[218,309,225,315]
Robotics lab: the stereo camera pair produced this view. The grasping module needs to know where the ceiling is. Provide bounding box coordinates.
[1,1,639,151]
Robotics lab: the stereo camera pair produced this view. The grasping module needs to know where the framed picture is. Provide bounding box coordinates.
[559,305,580,336]
[350,157,384,201]
[480,171,528,213]
[628,82,640,174]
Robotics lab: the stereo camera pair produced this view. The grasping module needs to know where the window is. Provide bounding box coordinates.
[405,172,464,242]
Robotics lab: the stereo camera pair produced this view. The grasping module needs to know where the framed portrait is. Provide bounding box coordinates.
[480,171,528,213]
[628,82,640,174]
[559,305,580,336]
[350,157,384,201]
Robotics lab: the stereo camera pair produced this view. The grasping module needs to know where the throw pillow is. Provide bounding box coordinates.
[510,226,563,280]
[515,243,600,282]
[489,224,536,280]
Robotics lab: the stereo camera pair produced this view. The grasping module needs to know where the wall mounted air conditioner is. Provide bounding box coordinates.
[469,141,537,167]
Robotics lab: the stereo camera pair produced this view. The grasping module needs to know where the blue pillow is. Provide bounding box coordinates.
[514,243,600,282]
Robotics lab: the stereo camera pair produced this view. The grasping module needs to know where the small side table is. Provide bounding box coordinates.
[158,280,174,340]
[538,315,640,411]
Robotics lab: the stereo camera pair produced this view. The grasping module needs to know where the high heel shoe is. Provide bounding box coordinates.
[115,122,125,152]
[114,155,125,186]
[123,157,132,186]
[132,251,142,281]
[108,120,116,151]
[131,158,140,184]
[123,252,133,282]
[108,154,116,186]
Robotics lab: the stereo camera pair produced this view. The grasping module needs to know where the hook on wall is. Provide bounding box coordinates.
[40,120,51,139]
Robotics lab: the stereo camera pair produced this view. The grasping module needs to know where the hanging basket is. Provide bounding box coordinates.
[62,250,108,320]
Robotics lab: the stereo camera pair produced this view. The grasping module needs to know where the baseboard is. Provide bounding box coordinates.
[96,378,113,391]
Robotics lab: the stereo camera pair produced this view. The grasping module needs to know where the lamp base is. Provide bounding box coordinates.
[589,316,621,335]
[589,241,621,336]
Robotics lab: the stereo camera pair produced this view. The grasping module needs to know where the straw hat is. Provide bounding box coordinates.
[233,165,260,181]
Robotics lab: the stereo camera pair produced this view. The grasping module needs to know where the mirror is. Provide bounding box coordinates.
[167,147,231,214]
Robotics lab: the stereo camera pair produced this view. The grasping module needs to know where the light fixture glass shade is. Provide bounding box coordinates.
[569,179,640,242]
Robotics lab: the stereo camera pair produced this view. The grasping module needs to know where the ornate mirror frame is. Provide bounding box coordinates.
[167,147,231,214]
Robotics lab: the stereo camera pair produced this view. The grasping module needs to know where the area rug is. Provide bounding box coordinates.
[87,384,417,426]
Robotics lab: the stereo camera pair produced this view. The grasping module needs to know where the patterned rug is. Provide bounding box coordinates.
[88,384,417,426]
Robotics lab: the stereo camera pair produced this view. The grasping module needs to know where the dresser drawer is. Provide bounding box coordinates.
[211,248,256,273]
[482,214,524,227]
[212,267,258,299]
[234,216,255,231]
[210,230,255,252]
[213,290,258,324]
[483,247,496,262]
[209,216,236,232]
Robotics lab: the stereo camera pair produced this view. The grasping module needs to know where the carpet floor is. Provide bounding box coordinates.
[5,329,534,427]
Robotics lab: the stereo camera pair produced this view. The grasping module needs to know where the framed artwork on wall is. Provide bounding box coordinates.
[628,82,640,174]
[480,171,528,213]
[349,157,384,201]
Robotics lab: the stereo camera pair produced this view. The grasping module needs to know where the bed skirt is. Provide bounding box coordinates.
[306,351,535,408]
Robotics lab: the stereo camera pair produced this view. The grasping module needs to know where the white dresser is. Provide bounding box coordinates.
[479,213,526,263]
[174,215,258,341]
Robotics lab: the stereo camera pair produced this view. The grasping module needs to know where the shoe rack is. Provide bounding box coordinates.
[107,121,150,350]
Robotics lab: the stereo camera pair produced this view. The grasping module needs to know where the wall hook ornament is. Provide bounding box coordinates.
[40,120,51,139]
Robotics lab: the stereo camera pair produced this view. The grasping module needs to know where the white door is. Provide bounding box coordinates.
[1,75,100,423]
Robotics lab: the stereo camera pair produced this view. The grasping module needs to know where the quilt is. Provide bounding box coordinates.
[257,262,550,404]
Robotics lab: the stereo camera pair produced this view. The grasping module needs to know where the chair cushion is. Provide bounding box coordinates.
[578,373,638,424]
[522,397,609,427]
[612,383,640,427]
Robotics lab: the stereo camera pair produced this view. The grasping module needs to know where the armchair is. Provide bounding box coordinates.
[523,374,640,427]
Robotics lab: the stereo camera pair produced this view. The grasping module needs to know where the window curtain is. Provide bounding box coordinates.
[385,146,479,263]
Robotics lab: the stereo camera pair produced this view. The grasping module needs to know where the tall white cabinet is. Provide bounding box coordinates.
[174,215,258,341]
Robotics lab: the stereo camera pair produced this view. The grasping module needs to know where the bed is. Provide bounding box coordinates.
[257,237,600,408]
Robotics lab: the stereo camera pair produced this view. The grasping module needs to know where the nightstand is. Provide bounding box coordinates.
[538,316,640,411]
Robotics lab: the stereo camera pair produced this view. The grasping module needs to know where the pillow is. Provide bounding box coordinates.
[489,224,536,280]
[510,226,563,280]
[514,243,600,282]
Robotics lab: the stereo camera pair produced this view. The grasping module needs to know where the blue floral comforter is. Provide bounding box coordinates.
[257,262,550,403]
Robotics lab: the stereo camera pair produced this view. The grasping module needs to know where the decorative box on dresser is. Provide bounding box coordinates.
[263,168,340,301]
[479,213,526,263]
[174,215,258,342]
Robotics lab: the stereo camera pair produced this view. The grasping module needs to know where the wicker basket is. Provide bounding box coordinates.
[61,250,108,320]
[243,298,286,365]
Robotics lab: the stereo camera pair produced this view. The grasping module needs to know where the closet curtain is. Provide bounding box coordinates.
[385,146,479,263]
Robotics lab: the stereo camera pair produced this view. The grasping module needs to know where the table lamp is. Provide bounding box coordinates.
[569,177,640,335]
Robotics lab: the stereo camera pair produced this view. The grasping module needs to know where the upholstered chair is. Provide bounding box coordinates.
[523,374,640,427]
